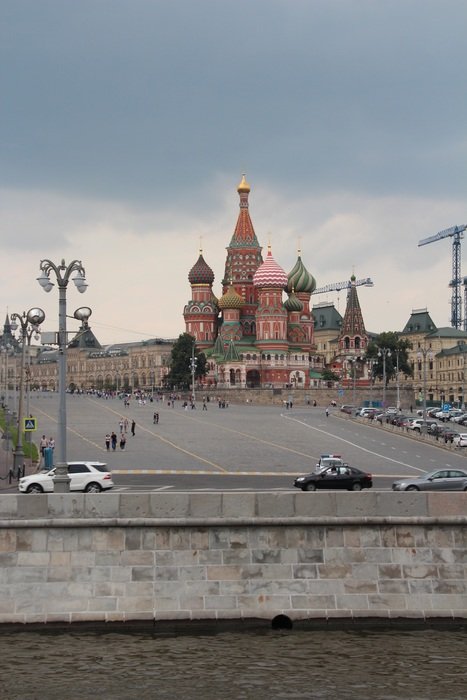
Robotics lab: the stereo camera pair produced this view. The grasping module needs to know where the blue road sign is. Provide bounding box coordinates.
[24,417,37,431]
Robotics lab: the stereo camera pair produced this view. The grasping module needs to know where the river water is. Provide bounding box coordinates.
[1,626,467,700]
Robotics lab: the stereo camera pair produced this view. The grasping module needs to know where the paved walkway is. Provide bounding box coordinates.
[7,392,318,476]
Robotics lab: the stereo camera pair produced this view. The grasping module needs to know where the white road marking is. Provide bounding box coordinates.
[282,414,428,473]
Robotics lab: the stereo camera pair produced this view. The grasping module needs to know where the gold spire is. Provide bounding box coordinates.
[237,173,250,193]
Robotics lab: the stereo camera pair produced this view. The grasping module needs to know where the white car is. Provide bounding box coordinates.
[18,462,114,494]
[453,433,467,447]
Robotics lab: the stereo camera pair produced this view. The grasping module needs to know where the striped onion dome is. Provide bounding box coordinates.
[188,253,215,285]
[253,247,288,288]
[286,254,316,294]
[284,290,304,312]
[218,283,244,310]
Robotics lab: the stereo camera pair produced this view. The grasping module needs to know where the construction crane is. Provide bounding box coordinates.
[314,277,374,295]
[418,224,467,329]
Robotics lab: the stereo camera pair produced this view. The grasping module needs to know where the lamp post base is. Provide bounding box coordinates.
[53,463,71,492]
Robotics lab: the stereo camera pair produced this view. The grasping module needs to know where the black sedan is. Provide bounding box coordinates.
[294,466,373,492]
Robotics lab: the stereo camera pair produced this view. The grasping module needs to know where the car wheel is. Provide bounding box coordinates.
[84,482,102,493]
[351,482,362,491]
[405,485,419,491]
[26,484,44,494]
[304,482,316,492]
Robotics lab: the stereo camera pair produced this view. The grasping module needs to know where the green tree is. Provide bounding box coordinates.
[164,333,208,389]
[366,332,413,384]
[321,368,340,382]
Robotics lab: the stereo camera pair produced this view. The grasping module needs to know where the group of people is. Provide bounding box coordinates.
[39,435,55,455]
[105,417,136,451]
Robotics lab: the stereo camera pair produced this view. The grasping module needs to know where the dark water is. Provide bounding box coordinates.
[1,627,467,700]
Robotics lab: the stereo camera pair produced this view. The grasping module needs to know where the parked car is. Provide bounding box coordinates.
[452,433,467,447]
[359,407,380,419]
[391,414,409,427]
[431,426,460,442]
[294,465,373,491]
[392,468,467,491]
[385,407,398,416]
[340,405,355,414]
[452,413,467,424]
[407,419,439,433]
[18,462,114,494]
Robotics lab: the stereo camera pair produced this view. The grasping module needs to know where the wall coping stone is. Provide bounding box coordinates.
[1,492,467,526]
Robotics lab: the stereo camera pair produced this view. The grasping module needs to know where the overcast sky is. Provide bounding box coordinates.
[2,0,466,345]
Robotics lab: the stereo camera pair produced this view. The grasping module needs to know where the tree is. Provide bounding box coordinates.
[321,368,340,383]
[366,332,413,384]
[164,333,208,389]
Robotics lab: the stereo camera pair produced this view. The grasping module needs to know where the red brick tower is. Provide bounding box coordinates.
[222,175,263,339]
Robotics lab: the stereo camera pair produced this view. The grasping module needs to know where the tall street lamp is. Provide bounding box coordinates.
[37,259,87,491]
[417,345,433,433]
[1,344,13,408]
[348,356,363,407]
[10,309,46,474]
[367,357,376,407]
[190,341,197,404]
[378,348,391,409]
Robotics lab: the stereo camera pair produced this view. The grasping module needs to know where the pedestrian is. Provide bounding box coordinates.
[39,435,48,457]
[203,402,207,411]
[48,437,55,450]
[325,407,329,417]
[111,432,117,450]
[119,419,124,433]
[105,433,111,451]
[154,412,159,424]
[119,434,126,450]
[153,412,157,424]
[123,418,129,433]
[131,419,136,436]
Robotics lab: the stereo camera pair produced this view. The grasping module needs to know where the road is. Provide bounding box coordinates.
[3,392,464,493]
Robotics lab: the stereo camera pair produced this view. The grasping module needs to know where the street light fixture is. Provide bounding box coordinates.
[190,341,197,404]
[10,308,46,474]
[378,348,391,409]
[417,345,433,433]
[37,259,87,492]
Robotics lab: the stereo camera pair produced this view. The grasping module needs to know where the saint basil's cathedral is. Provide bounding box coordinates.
[184,175,369,389]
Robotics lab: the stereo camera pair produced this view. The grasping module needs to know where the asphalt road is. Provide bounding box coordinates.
[5,392,465,492]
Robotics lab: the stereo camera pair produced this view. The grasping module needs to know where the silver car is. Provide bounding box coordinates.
[392,468,467,492]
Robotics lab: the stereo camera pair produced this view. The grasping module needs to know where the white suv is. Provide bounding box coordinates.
[18,462,114,494]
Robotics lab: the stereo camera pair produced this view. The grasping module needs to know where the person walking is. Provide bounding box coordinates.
[39,435,48,458]
[105,433,111,451]
[111,432,117,451]
[131,419,136,436]
[325,407,329,418]
[119,433,126,450]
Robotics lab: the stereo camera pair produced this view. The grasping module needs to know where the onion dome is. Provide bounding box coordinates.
[286,253,316,294]
[218,283,244,310]
[237,173,250,193]
[188,252,215,285]
[284,289,304,313]
[253,246,288,288]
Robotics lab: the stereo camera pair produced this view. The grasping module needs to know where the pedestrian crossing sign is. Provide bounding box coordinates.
[24,417,37,432]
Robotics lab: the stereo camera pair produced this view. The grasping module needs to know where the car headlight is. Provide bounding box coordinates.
[296,477,305,482]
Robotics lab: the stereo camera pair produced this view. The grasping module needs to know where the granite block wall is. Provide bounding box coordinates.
[0,492,466,624]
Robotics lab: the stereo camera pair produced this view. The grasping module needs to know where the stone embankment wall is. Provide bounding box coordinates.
[1,492,466,625]
[203,387,414,408]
